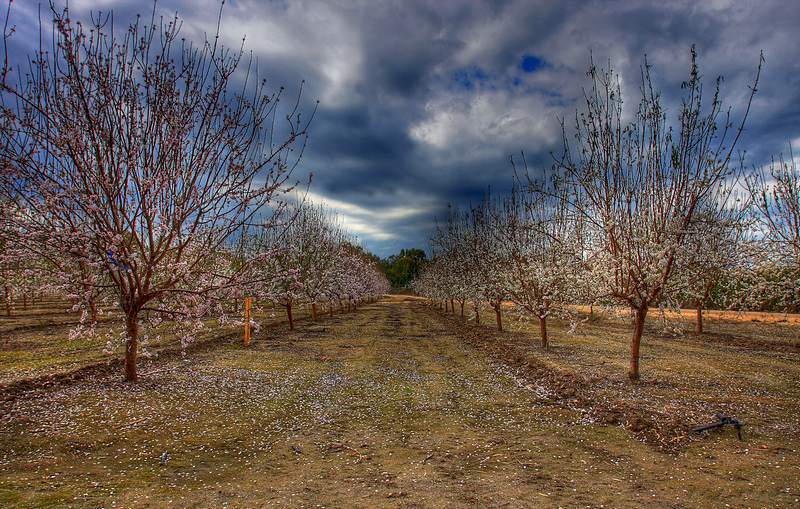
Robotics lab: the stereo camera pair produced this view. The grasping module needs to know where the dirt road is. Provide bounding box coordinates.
[2,296,797,508]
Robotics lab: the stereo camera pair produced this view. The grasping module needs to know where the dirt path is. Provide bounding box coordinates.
[1,296,797,508]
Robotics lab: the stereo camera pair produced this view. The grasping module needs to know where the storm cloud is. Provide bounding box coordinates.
[7,0,799,256]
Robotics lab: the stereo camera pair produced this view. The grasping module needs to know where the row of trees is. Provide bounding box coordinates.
[0,2,387,381]
[415,49,798,381]
[233,200,389,329]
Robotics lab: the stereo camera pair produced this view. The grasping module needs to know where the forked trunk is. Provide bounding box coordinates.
[539,315,548,349]
[628,307,648,381]
[124,311,139,382]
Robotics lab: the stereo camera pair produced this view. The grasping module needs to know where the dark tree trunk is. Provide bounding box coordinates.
[628,307,648,381]
[474,301,480,324]
[539,315,548,349]
[312,302,318,321]
[287,303,295,330]
[460,301,464,318]
[124,310,139,382]
[495,307,502,332]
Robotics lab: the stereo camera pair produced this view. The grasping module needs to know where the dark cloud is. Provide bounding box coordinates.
[6,0,800,257]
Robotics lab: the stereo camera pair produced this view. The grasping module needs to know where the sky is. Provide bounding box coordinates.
[5,0,800,258]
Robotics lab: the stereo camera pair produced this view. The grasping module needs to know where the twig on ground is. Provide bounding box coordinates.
[329,442,363,463]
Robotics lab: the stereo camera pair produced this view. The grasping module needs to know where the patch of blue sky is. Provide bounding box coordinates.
[445,57,559,98]
[450,66,494,91]
[519,55,544,73]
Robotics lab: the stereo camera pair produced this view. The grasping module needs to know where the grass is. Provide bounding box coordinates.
[0,296,798,508]
[0,297,314,384]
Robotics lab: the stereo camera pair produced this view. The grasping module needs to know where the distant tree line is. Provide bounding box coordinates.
[379,249,427,289]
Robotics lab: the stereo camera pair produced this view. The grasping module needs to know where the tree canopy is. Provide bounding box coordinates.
[380,249,427,289]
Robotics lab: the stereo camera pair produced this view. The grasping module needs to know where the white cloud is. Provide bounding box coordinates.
[303,190,440,251]
[410,84,563,166]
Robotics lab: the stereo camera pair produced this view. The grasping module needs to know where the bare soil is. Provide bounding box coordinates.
[0,296,798,508]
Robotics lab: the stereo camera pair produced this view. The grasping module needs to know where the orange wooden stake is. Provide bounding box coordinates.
[244,297,252,347]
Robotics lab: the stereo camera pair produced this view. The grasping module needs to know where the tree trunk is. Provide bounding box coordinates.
[312,302,318,321]
[696,299,703,334]
[124,311,139,382]
[460,301,464,318]
[4,287,11,317]
[234,298,238,313]
[450,299,454,314]
[287,303,295,330]
[539,315,548,349]
[474,301,480,324]
[628,307,647,381]
[329,304,334,317]
[495,307,502,332]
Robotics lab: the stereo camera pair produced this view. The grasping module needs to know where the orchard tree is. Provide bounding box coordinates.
[0,1,314,381]
[495,166,583,348]
[242,200,388,326]
[472,197,512,331]
[682,190,752,332]
[553,48,761,380]
[250,200,337,328]
[746,150,800,311]
[429,203,486,322]
[329,241,388,310]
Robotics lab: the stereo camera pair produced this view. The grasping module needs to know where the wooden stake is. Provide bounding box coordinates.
[244,297,252,347]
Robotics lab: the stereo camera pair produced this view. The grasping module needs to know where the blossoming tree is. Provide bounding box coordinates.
[553,48,761,379]
[0,2,313,380]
